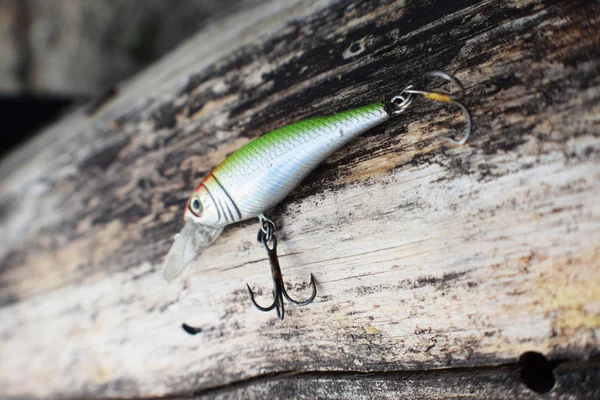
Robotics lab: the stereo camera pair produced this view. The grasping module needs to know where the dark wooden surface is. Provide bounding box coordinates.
[0,0,599,398]
[189,360,600,399]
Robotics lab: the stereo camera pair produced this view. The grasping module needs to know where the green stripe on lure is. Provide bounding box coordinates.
[164,71,472,325]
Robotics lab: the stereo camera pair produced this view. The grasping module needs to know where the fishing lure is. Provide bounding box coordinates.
[164,71,472,331]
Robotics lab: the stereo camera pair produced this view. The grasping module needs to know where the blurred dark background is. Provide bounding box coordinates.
[0,0,240,159]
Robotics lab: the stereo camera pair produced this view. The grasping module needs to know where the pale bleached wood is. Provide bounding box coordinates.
[0,0,599,398]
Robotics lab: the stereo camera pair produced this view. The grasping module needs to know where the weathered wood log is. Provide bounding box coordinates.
[0,0,599,398]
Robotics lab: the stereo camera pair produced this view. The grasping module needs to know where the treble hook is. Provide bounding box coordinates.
[389,71,472,145]
[246,216,316,319]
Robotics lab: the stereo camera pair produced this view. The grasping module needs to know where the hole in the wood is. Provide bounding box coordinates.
[182,323,202,335]
[519,351,556,394]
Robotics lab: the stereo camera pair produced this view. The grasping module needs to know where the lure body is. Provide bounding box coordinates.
[164,102,390,280]
[191,102,390,228]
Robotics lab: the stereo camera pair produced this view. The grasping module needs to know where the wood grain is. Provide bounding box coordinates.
[0,0,599,398]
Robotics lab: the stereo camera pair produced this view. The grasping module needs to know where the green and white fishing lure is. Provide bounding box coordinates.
[164,71,472,325]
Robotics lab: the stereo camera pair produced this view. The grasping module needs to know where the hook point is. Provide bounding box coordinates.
[440,100,472,146]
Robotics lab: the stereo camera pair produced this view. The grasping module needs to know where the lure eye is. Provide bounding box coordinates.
[189,194,203,216]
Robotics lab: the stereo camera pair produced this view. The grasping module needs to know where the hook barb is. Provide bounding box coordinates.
[247,284,279,312]
[282,273,317,306]
[439,100,471,146]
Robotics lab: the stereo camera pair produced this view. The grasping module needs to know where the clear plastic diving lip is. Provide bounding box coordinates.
[163,219,223,282]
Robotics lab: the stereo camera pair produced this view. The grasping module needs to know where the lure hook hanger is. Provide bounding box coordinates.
[246,215,317,319]
[388,71,472,146]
